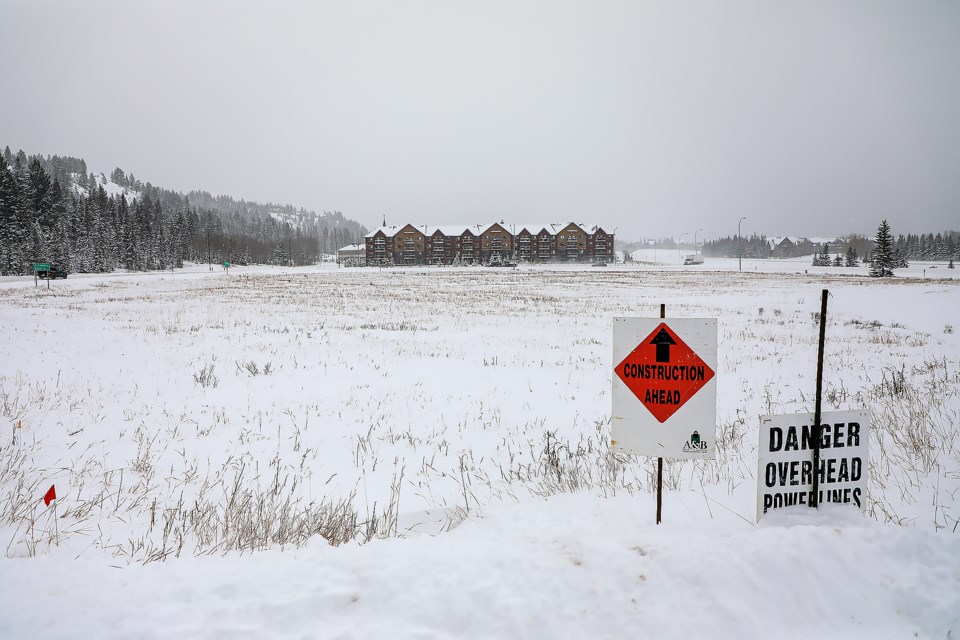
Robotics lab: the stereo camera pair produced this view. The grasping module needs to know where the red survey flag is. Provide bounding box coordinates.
[43,484,56,506]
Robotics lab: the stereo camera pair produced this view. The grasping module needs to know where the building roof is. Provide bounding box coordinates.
[513,223,610,235]
[425,225,476,236]
[581,224,610,234]
[768,236,840,249]
[514,223,564,235]
[768,236,802,249]
[364,225,403,239]
[365,222,613,239]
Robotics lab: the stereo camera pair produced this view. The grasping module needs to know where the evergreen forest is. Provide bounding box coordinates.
[0,147,367,275]
[702,231,957,262]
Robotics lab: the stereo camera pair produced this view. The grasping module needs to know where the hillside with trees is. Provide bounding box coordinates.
[0,146,367,275]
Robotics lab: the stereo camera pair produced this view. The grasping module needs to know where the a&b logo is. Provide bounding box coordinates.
[683,431,707,453]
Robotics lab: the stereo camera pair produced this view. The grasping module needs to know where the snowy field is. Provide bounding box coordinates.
[1,260,958,638]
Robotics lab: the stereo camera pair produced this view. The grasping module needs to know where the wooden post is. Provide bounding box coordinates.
[657,302,665,525]
[811,289,829,508]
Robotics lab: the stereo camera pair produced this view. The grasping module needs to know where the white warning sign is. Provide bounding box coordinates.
[757,410,869,522]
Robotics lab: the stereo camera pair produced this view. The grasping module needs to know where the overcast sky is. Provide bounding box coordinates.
[2,0,958,241]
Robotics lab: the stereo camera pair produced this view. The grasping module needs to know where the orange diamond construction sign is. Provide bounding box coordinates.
[612,318,717,459]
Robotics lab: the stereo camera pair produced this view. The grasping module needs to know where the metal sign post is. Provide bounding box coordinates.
[657,303,664,525]
[812,289,829,508]
[755,291,871,522]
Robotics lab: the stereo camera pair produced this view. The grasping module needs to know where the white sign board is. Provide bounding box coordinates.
[611,318,717,459]
[757,410,869,522]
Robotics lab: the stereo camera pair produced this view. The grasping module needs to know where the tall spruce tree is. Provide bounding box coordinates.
[27,158,54,230]
[273,239,288,265]
[845,246,858,267]
[812,242,830,266]
[870,219,895,277]
[0,160,23,274]
[48,177,69,269]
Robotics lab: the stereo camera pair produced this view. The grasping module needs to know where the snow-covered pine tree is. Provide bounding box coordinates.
[845,246,858,267]
[0,159,24,274]
[170,210,186,268]
[148,198,164,269]
[48,177,70,270]
[29,220,47,266]
[27,158,55,231]
[891,248,909,269]
[154,200,168,271]
[118,195,139,270]
[90,186,113,272]
[133,197,152,270]
[811,243,829,266]
[111,167,127,188]
[273,240,288,265]
[67,193,87,272]
[870,219,895,277]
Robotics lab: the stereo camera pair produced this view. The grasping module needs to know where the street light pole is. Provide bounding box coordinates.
[694,228,703,258]
[738,217,747,272]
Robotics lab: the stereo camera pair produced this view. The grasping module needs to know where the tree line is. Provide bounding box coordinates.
[0,147,367,275]
[702,230,957,262]
[701,234,788,259]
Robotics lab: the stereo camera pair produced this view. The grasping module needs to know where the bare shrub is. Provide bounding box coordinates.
[495,422,641,498]
[861,358,960,530]
[193,363,218,388]
[235,360,273,376]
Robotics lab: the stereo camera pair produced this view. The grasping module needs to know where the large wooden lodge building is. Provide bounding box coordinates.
[364,222,614,266]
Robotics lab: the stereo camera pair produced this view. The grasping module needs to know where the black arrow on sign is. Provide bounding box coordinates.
[650,327,676,363]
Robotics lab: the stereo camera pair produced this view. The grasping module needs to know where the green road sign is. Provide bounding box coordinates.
[224,261,230,268]
[33,263,51,271]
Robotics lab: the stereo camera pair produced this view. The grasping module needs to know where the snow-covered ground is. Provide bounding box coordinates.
[1,261,958,638]
[69,171,142,202]
[629,250,959,279]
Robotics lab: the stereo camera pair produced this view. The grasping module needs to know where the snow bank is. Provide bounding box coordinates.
[1,496,957,639]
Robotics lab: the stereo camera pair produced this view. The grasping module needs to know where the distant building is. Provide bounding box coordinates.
[364,222,614,266]
[768,236,834,258]
[337,244,366,265]
[768,237,798,258]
